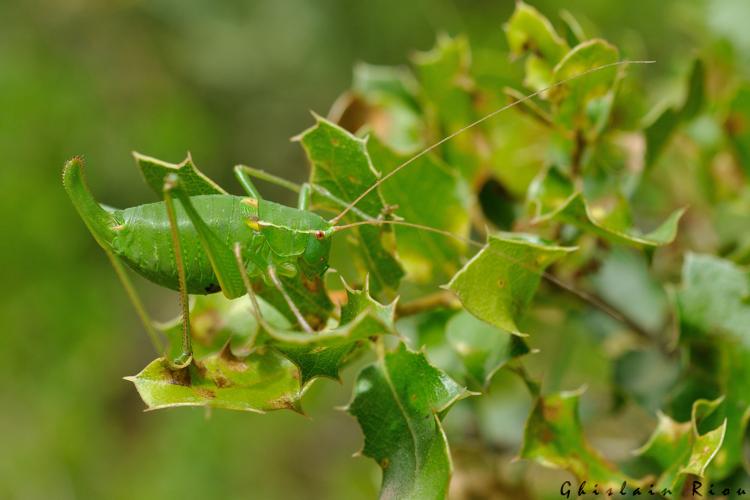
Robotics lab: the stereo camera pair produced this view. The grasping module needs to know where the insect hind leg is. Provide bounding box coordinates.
[163,174,194,368]
[163,175,247,299]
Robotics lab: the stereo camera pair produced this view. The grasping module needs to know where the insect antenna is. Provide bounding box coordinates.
[328,59,655,226]
[331,218,654,341]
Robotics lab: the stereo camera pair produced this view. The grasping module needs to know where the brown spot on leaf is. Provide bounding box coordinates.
[195,387,215,399]
[541,399,562,421]
[726,112,746,136]
[306,314,324,331]
[220,345,249,372]
[541,428,555,443]
[167,366,191,386]
[214,375,232,388]
[269,397,297,410]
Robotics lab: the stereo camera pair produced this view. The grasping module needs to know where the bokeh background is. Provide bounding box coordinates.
[1,0,747,498]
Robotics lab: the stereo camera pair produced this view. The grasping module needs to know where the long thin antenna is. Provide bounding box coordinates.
[329,59,655,225]
[332,219,653,340]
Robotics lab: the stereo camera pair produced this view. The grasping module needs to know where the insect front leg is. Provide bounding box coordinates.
[267,266,314,334]
[232,242,266,335]
[232,242,314,335]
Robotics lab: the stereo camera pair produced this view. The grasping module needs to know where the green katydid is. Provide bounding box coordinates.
[63,60,654,368]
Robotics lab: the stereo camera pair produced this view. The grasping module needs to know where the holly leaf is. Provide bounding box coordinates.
[676,253,750,336]
[677,253,750,343]
[159,283,332,362]
[519,389,637,489]
[560,9,587,47]
[635,398,727,492]
[133,152,226,197]
[675,254,750,478]
[126,348,302,413]
[529,166,684,247]
[346,343,472,500]
[708,345,750,479]
[446,233,575,334]
[549,39,620,137]
[645,59,705,167]
[297,116,404,297]
[349,63,424,153]
[412,35,480,180]
[368,136,470,285]
[504,1,569,91]
[446,310,530,391]
[271,279,397,385]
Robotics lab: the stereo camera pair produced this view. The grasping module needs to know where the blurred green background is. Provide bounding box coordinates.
[1,1,746,498]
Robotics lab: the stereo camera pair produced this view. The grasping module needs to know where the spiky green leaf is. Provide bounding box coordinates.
[520,390,637,489]
[133,152,226,197]
[346,344,471,500]
[126,348,302,413]
[447,233,575,334]
[529,166,684,247]
[635,398,727,491]
[298,116,404,297]
[368,136,469,285]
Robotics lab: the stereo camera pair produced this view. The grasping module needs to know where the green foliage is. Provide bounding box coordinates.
[134,152,227,196]
[345,344,471,499]
[58,1,750,498]
[635,398,727,492]
[520,390,637,488]
[445,311,530,391]
[446,234,575,333]
[298,117,404,296]
[368,137,469,285]
[677,253,750,341]
[529,165,685,247]
[645,59,706,167]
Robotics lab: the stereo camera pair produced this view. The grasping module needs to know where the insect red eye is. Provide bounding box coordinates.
[315,230,325,240]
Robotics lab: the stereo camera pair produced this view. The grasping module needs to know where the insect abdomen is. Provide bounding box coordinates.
[112,195,260,295]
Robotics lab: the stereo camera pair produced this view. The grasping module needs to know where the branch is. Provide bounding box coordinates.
[395,290,460,319]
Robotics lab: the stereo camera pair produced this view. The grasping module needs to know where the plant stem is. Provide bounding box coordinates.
[395,290,460,318]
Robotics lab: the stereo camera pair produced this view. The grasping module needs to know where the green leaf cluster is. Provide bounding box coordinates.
[108,2,750,496]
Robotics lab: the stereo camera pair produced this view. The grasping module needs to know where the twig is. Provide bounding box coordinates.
[395,290,460,318]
